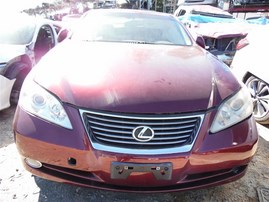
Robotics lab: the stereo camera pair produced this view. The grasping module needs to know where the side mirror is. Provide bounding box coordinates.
[196,35,205,49]
[57,28,69,43]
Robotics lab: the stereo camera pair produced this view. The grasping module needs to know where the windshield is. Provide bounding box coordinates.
[0,15,36,45]
[71,11,192,46]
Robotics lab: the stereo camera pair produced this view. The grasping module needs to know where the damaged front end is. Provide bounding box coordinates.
[177,12,249,66]
[194,22,249,66]
[203,34,246,66]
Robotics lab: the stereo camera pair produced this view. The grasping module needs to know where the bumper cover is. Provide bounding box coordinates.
[13,106,258,192]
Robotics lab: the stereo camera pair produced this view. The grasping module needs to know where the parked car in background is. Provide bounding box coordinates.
[61,13,82,22]
[60,13,83,28]
[174,4,233,19]
[13,9,258,192]
[174,5,249,65]
[0,13,60,111]
[231,25,269,124]
[247,16,269,25]
[177,0,218,6]
[222,0,269,13]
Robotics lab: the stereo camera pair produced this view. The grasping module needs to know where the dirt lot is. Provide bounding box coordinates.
[0,106,269,202]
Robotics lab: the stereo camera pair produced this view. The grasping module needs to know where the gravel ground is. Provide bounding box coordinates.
[1,106,269,202]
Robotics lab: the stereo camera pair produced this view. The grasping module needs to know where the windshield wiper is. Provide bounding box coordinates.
[82,39,151,44]
[122,40,150,44]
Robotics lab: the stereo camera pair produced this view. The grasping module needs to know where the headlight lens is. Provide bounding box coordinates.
[210,86,253,133]
[18,79,72,129]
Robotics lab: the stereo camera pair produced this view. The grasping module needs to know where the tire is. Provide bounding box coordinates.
[245,76,269,124]
[9,63,30,105]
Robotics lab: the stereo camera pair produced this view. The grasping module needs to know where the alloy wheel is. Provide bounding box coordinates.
[245,76,269,123]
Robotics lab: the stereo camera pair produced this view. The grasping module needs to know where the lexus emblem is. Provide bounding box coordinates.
[132,126,154,142]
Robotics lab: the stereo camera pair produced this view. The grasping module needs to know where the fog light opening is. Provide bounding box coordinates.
[68,157,77,166]
[25,158,42,168]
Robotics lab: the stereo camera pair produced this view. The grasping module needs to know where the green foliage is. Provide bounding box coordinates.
[156,0,163,12]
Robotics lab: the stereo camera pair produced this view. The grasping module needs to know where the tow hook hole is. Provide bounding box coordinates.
[124,166,133,170]
[68,157,77,166]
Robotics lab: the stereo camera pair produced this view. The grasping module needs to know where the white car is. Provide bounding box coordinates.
[0,13,60,111]
[231,25,269,124]
[174,5,249,66]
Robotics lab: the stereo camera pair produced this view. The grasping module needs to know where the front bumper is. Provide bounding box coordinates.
[13,106,258,192]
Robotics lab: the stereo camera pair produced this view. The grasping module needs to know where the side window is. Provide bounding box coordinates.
[175,9,186,17]
[178,9,186,16]
[34,25,55,63]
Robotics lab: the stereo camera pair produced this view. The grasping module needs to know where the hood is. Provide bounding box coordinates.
[33,41,240,113]
[0,44,27,63]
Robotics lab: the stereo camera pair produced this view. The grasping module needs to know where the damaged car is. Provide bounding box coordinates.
[13,9,258,192]
[0,13,59,111]
[174,5,249,65]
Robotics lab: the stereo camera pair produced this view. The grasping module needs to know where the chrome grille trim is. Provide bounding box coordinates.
[80,109,204,155]
[87,114,197,125]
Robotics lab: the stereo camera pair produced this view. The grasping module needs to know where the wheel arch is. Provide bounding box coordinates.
[243,72,269,86]
[242,72,252,83]
[4,55,32,80]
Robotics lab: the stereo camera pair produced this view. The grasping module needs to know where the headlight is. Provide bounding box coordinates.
[210,86,253,133]
[18,79,72,129]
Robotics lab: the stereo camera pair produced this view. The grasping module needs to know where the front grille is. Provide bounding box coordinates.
[80,110,204,154]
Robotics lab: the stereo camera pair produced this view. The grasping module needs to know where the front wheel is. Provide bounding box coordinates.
[245,76,269,124]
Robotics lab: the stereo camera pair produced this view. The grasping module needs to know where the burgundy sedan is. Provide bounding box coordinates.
[13,9,258,192]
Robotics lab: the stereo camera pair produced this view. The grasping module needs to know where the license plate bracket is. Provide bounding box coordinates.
[111,162,172,180]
